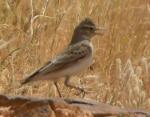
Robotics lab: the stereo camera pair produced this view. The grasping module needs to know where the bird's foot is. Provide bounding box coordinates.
[75,86,90,98]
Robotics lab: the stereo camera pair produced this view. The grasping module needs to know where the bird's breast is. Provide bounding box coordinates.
[42,55,93,81]
[61,41,93,76]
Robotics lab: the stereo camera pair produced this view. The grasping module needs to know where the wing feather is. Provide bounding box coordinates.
[21,42,91,84]
[40,43,90,74]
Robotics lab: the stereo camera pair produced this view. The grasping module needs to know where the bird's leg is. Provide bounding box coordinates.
[64,76,86,96]
[54,82,62,97]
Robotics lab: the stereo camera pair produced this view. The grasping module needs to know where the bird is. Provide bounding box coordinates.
[21,18,105,97]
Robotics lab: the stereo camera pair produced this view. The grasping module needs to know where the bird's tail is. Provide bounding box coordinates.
[21,70,40,85]
[21,77,32,85]
[21,61,51,85]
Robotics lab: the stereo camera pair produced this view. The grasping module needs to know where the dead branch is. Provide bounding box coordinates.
[0,95,149,117]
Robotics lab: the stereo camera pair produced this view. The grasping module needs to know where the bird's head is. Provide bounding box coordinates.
[76,18,105,37]
[70,18,105,45]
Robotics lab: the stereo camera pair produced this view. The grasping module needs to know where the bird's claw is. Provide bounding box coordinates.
[76,87,90,97]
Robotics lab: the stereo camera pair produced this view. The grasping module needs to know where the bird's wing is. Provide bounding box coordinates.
[21,42,91,84]
[39,42,91,75]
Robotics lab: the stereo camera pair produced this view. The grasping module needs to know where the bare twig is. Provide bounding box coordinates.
[30,0,34,38]
[42,0,49,15]
[0,48,20,68]
[0,39,15,50]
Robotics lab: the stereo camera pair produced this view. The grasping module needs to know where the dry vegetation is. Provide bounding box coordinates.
[0,0,150,111]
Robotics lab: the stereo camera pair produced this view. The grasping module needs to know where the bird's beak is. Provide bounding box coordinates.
[95,27,106,35]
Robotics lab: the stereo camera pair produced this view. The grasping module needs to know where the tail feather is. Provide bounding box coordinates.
[21,61,52,85]
[21,70,40,85]
[21,77,32,85]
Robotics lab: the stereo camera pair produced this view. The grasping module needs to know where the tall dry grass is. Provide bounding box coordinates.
[0,0,149,109]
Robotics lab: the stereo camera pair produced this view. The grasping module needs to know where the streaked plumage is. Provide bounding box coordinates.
[21,18,105,97]
[22,40,93,84]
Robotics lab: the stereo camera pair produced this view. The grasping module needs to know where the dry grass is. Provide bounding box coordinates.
[0,0,149,110]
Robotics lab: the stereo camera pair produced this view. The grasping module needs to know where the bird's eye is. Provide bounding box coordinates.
[89,27,93,30]
[81,25,94,31]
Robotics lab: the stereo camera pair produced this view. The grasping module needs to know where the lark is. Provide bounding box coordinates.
[21,18,105,97]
